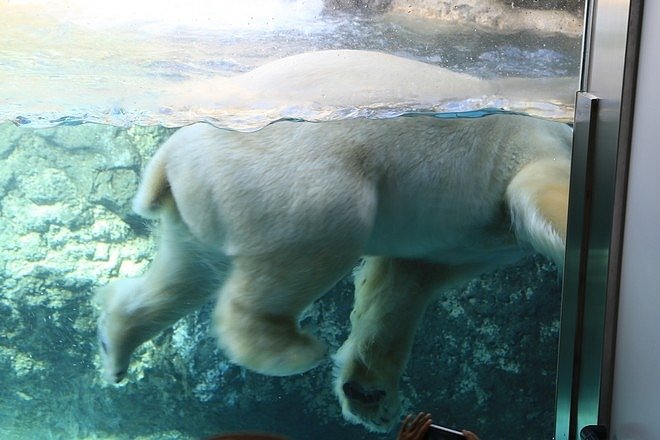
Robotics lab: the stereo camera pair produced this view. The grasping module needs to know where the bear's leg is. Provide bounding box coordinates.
[506,158,570,270]
[334,257,493,432]
[214,248,360,376]
[96,199,226,383]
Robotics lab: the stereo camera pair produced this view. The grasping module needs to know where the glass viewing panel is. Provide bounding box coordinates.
[0,1,582,439]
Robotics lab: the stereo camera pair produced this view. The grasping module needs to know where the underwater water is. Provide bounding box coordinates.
[0,1,579,439]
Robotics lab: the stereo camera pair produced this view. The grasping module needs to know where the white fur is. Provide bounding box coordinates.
[170,50,576,119]
[96,113,571,431]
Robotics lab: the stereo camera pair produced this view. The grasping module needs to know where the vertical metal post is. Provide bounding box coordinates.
[555,92,599,440]
[554,0,644,438]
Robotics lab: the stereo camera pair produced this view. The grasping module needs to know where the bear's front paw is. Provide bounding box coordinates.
[217,311,326,376]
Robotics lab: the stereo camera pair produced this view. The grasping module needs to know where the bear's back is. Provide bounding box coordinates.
[159,115,570,260]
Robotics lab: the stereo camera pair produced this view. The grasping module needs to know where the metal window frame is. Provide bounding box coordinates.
[554,0,644,439]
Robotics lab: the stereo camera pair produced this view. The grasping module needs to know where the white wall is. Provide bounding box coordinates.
[609,2,660,439]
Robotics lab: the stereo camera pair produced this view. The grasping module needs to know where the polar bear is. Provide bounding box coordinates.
[96,113,571,431]
[169,50,576,122]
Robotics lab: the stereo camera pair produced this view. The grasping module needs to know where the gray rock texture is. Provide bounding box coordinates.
[325,0,582,13]
[324,0,583,36]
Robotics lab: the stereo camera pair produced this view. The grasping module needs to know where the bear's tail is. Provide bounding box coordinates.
[133,146,171,219]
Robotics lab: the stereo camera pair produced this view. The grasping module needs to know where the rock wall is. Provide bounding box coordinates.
[326,0,582,13]
[325,0,583,36]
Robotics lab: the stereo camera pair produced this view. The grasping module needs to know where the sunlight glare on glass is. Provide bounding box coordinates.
[4,0,325,31]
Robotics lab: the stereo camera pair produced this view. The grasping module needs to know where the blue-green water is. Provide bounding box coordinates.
[0,116,563,440]
[0,2,578,439]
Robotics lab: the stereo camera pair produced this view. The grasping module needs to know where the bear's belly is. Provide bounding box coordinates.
[363,225,528,265]
[363,197,527,265]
